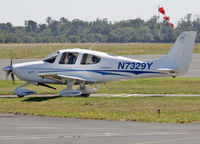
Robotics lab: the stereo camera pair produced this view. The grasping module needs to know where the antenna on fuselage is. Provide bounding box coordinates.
[89,41,98,50]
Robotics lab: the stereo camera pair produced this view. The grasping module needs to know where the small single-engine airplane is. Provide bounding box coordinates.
[3,31,197,97]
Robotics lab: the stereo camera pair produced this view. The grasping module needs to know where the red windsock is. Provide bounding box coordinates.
[159,7,166,15]
[164,16,170,21]
[159,7,174,28]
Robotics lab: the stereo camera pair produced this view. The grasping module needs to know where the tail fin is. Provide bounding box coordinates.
[156,31,197,76]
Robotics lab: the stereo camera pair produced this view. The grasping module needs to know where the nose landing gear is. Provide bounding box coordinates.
[14,83,36,98]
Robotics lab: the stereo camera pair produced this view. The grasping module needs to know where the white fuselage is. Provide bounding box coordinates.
[12,49,164,84]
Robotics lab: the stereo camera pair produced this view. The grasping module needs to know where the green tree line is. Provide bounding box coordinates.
[0,14,199,43]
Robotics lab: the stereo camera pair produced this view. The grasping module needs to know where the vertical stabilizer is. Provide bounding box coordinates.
[156,31,197,76]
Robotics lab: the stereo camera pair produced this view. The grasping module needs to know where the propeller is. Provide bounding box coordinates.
[3,59,15,84]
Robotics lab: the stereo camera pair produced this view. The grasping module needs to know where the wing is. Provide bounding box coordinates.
[38,73,96,83]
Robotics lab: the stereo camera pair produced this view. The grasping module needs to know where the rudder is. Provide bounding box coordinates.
[156,31,197,76]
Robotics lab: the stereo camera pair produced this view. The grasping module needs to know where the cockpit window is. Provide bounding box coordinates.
[81,54,101,65]
[59,52,78,64]
[43,51,59,63]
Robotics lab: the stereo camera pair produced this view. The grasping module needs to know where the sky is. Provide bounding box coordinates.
[1,0,200,26]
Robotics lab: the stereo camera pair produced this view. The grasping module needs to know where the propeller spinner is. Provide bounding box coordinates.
[3,59,15,83]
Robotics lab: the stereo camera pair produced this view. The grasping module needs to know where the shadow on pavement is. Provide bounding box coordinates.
[22,96,61,102]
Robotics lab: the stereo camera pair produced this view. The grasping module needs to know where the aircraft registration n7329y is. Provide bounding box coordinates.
[3,31,197,97]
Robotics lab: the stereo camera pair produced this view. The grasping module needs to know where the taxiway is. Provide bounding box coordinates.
[0,113,200,144]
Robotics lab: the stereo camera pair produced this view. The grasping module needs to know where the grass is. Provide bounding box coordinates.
[0,43,200,59]
[0,96,200,123]
[1,78,200,123]
[1,78,200,95]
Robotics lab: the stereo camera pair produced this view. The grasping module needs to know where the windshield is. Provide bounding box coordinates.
[43,51,59,63]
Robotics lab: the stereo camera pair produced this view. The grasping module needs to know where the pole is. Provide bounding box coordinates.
[157,3,161,42]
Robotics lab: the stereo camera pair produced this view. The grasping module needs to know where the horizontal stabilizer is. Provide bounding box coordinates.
[156,68,178,76]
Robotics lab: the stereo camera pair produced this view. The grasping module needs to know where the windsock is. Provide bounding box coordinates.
[159,7,174,28]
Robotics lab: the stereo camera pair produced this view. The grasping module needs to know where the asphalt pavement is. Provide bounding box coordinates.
[0,113,200,144]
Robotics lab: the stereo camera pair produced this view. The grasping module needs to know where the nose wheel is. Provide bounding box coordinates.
[14,82,36,97]
[17,95,25,98]
[80,94,91,97]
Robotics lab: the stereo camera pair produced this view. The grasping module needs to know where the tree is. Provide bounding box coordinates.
[177,13,193,31]
[6,34,22,43]
[0,30,6,43]
[22,36,35,43]
[137,26,154,42]
[39,24,47,32]
[0,14,200,43]
[49,21,61,36]
[60,17,67,24]
[46,17,53,25]
[25,20,38,33]
[160,20,175,42]
[108,27,137,43]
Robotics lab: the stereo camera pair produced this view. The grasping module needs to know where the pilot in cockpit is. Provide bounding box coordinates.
[92,56,99,63]
[67,53,76,64]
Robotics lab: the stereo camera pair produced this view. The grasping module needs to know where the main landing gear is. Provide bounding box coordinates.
[13,80,97,97]
[60,80,97,97]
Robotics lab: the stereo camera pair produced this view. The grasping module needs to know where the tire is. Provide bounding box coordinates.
[81,94,90,97]
[17,95,24,98]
